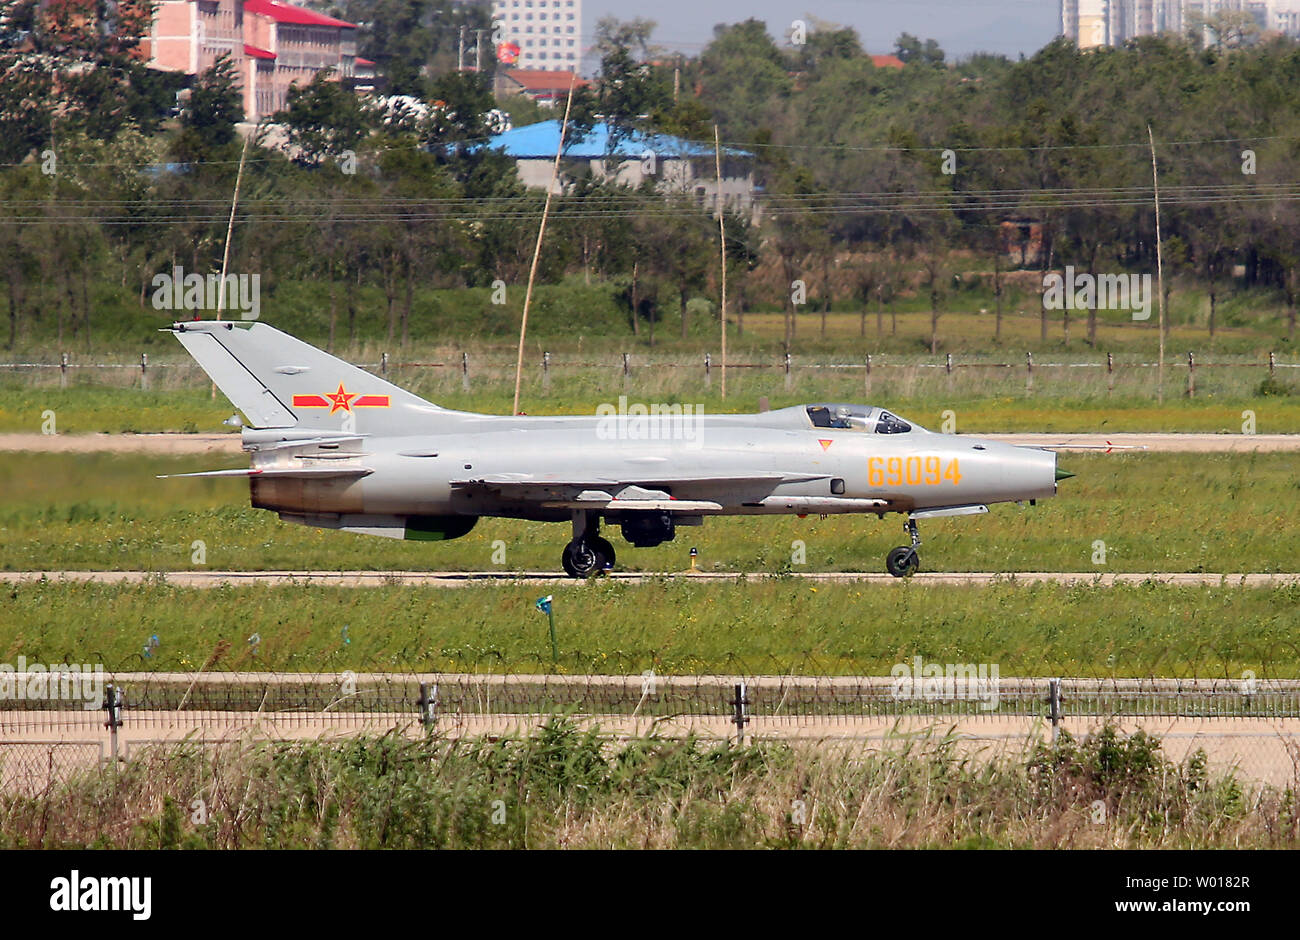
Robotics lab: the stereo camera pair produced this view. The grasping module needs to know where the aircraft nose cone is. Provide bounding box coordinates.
[1055,467,1075,481]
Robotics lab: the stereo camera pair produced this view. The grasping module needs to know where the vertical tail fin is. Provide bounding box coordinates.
[170,321,445,434]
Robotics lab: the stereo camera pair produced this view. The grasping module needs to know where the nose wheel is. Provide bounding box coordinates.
[885,518,921,578]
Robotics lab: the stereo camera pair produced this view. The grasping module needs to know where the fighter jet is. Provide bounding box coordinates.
[166,321,1073,577]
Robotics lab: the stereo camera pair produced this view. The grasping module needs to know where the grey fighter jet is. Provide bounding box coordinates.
[167,321,1074,577]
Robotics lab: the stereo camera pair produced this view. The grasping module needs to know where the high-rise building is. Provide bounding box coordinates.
[1062,0,1300,46]
[490,0,582,71]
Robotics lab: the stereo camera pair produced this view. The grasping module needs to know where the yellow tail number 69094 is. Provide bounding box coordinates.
[868,456,961,487]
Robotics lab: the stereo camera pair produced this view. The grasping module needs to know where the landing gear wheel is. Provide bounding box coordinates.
[591,536,616,571]
[562,540,598,578]
[562,539,613,578]
[886,516,923,578]
[886,546,920,578]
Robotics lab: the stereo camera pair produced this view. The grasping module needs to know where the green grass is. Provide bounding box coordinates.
[6,382,1300,433]
[2,724,1277,849]
[8,272,1299,359]
[3,578,1298,676]
[0,452,1296,574]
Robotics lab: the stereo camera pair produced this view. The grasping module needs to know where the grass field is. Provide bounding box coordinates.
[5,378,1300,434]
[3,578,1297,676]
[1,451,1296,574]
[0,726,1280,849]
[7,271,1299,359]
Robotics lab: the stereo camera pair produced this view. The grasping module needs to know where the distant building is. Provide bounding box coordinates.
[147,0,361,121]
[870,54,905,69]
[149,0,246,78]
[493,68,587,106]
[490,0,582,71]
[483,120,758,215]
[1062,0,1300,48]
[999,218,1044,268]
[242,0,358,117]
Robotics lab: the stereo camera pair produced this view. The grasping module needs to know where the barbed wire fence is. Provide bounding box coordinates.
[2,672,1298,794]
[1,350,1295,400]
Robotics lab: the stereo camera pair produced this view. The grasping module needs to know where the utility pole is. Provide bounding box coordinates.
[1149,124,1166,405]
[458,25,466,72]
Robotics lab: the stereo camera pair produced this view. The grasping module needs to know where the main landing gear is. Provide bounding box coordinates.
[562,511,616,578]
[885,517,922,578]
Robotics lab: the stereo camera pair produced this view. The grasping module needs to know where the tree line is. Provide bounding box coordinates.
[4,2,1300,352]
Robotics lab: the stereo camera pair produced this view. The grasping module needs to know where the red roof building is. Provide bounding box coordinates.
[242,0,355,28]
[147,0,361,121]
[493,68,588,107]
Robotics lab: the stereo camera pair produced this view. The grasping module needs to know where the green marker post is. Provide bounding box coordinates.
[535,595,557,665]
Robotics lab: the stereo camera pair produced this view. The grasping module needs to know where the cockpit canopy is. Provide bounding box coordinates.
[805,404,919,434]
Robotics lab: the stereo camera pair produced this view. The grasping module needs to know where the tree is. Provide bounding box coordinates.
[174,55,244,163]
[894,33,945,67]
[278,70,372,167]
[595,20,671,157]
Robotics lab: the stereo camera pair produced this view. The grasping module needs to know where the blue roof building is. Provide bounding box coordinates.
[481,120,758,215]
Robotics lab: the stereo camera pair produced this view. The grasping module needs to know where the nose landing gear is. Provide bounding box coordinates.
[885,517,921,578]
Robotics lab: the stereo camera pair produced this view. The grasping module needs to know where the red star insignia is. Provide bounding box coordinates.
[325,383,357,414]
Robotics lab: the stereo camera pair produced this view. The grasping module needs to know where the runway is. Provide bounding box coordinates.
[3,570,1297,587]
[4,431,1300,454]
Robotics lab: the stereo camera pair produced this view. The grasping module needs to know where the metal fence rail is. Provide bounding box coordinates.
[2,351,1293,397]
[3,673,1299,731]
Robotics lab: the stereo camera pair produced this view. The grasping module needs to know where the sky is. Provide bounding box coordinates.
[585,0,1061,60]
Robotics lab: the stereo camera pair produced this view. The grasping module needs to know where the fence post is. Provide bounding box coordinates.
[381,352,388,375]
[865,353,872,397]
[60,352,68,389]
[784,353,792,391]
[1106,352,1114,395]
[1047,678,1061,745]
[542,351,550,391]
[945,352,952,375]
[622,352,630,389]
[417,682,438,731]
[704,352,711,389]
[103,683,123,764]
[1026,352,1034,394]
[461,351,469,392]
[1270,351,1276,378]
[1187,351,1195,399]
[140,353,148,391]
[731,680,750,746]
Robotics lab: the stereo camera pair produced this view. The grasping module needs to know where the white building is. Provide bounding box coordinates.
[490,0,582,71]
[1062,0,1300,47]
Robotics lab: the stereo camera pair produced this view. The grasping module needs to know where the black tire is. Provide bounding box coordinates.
[885,546,919,578]
[590,536,616,571]
[562,540,602,578]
